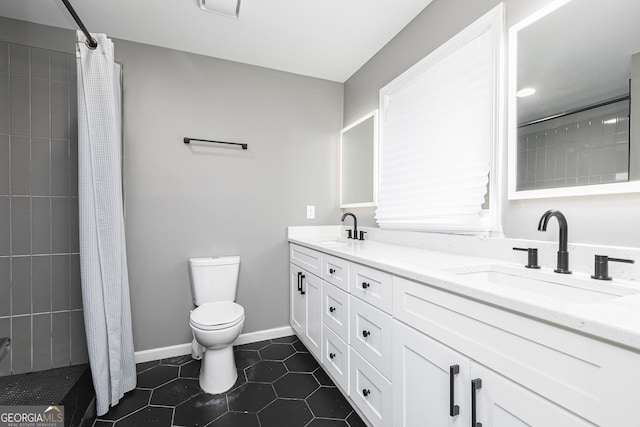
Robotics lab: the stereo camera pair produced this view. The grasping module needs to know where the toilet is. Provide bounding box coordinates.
[188,256,245,394]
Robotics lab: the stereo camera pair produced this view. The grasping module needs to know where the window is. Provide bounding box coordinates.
[376,4,504,234]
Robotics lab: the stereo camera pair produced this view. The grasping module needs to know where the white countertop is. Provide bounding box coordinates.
[289,229,640,352]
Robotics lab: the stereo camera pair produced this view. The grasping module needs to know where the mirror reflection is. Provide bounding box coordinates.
[340,111,377,207]
[514,0,640,192]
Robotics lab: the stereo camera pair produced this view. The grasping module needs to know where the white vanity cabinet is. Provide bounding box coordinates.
[290,244,323,360]
[290,244,393,427]
[291,239,640,427]
[468,361,594,427]
[393,275,640,427]
[289,263,322,359]
[393,320,471,427]
[321,277,350,391]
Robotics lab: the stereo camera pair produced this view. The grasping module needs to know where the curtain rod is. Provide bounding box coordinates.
[519,94,630,128]
[60,0,98,49]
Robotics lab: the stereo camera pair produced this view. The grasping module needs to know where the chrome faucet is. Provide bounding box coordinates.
[341,212,358,239]
[537,209,571,274]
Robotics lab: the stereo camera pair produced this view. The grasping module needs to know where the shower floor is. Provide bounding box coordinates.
[0,364,87,405]
[0,364,95,427]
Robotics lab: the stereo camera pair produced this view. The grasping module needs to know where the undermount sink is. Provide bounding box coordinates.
[449,265,638,304]
[316,239,354,246]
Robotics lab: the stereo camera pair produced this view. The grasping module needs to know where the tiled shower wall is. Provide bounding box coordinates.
[0,41,88,376]
[517,101,630,191]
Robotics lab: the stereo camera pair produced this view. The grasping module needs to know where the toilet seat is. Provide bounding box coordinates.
[190,301,245,331]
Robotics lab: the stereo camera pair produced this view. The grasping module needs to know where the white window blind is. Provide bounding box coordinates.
[376,5,503,233]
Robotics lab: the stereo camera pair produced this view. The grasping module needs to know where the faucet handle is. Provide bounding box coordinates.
[591,255,635,280]
[358,231,367,241]
[512,247,540,269]
[346,229,353,239]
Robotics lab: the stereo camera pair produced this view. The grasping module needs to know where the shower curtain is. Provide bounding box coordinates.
[76,31,136,416]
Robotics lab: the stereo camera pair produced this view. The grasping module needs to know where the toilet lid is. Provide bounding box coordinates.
[190,301,244,330]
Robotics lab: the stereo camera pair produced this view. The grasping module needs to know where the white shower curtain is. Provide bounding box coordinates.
[76,31,136,416]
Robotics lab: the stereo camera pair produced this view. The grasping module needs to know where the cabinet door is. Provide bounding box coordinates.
[393,321,470,427]
[290,263,306,338]
[470,362,594,427]
[303,271,322,359]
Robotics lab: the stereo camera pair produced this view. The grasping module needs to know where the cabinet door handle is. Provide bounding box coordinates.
[300,274,306,295]
[449,365,460,417]
[329,306,336,313]
[471,378,482,427]
[329,268,336,274]
[329,352,336,359]
[362,330,370,338]
[362,389,370,397]
[361,281,370,289]
[297,272,302,292]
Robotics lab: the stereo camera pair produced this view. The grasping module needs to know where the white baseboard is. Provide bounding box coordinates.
[234,325,294,346]
[134,325,296,364]
[135,342,193,364]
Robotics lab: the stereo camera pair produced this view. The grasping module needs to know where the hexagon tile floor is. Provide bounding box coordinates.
[91,335,367,427]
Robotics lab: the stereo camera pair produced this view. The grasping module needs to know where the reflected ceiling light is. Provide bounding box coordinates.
[199,0,241,19]
[516,87,536,98]
[603,118,618,124]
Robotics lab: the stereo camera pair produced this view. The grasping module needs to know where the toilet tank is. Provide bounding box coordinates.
[188,256,240,305]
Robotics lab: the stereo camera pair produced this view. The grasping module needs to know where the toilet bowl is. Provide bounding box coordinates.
[188,256,244,394]
[190,301,245,394]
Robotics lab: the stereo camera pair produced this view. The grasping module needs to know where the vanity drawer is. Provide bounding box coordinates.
[322,325,349,392]
[350,296,392,380]
[350,348,392,427]
[350,263,392,314]
[290,244,321,276]
[321,253,349,291]
[322,281,349,343]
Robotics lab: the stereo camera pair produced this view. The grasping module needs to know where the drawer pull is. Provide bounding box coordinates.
[329,268,336,274]
[471,378,482,427]
[362,330,371,338]
[362,389,370,397]
[361,281,370,289]
[449,365,460,417]
[329,352,336,359]
[329,306,336,313]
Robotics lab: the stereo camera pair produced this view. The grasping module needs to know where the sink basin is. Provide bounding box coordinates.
[450,265,637,304]
[315,239,354,247]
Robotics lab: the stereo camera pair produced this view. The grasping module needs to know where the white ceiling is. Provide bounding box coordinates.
[0,0,434,82]
[517,0,640,123]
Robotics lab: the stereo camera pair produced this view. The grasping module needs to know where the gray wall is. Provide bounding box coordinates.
[116,41,342,351]
[0,37,88,375]
[343,0,640,248]
[1,17,343,352]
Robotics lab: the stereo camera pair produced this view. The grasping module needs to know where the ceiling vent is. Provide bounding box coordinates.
[199,0,241,19]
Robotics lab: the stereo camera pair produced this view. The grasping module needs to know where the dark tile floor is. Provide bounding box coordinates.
[92,336,367,427]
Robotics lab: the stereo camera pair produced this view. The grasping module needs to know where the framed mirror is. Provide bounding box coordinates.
[340,110,378,208]
[508,0,640,199]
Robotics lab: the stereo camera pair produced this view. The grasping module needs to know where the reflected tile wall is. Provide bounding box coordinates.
[0,41,85,376]
[517,102,630,191]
